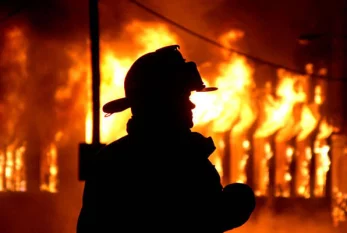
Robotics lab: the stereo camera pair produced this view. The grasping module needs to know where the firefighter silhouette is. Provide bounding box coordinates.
[77,45,255,233]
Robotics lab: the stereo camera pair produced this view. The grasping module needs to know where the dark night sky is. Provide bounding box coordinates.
[0,0,335,70]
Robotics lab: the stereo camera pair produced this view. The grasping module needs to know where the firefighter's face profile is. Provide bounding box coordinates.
[161,90,196,129]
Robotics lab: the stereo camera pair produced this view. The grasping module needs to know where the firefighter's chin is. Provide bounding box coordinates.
[186,115,194,129]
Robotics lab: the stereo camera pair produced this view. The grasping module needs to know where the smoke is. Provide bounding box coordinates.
[0,0,331,69]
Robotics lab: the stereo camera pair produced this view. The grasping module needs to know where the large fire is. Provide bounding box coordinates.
[77,20,335,200]
[1,20,346,227]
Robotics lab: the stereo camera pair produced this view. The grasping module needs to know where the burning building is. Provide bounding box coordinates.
[0,0,347,233]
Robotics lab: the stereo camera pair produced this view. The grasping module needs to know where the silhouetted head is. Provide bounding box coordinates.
[103,45,217,130]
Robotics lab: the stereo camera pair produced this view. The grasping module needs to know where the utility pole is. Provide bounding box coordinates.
[78,0,105,181]
[89,0,101,144]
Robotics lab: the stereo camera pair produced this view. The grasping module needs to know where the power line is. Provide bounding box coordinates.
[130,0,346,82]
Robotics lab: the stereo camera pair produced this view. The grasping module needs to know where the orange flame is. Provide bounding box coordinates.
[0,27,28,192]
[1,20,337,205]
[79,21,180,144]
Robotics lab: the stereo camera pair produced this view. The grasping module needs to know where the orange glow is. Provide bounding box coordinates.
[40,131,62,193]
[68,21,336,200]
[0,27,28,192]
[79,21,180,144]
[314,119,333,197]
[1,22,340,231]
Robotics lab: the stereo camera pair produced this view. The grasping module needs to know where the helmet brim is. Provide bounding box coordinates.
[102,86,217,116]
